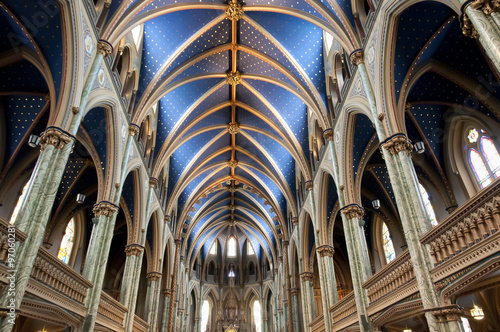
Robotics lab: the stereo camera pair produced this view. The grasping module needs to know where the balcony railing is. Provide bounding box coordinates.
[309,314,325,332]
[329,291,356,330]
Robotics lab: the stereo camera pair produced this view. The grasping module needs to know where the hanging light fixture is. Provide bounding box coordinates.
[403,328,412,332]
[76,193,86,204]
[470,302,484,320]
[372,199,380,209]
[28,134,40,147]
[414,141,425,154]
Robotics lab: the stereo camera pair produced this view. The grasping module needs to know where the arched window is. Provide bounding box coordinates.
[57,219,75,264]
[418,183,438,227]
[209,242,217,255]
[10,181,29,225]
[248,242,255,255]
[253,300,262,332]
[382,222,396,264]
[461,317,472,332]
[201,300,210,332]
[466,128,500,188]
[227,237,237,257]
[131,25,143,48]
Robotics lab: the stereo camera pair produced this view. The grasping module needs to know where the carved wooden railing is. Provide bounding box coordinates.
[329,291,356,325]
[421,177,500,266]
[363,250,413,304]
[133,314,150,332]
[98,291,128,324]
[309,314,325,332]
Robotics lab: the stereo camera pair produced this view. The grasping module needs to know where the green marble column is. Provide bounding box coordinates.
[144,273,162,332]
[282,241,294,332]
[290,288,300,332]
[352,51,461,332]
[160,289,174,331]
[460,1,500,73]
[168,240,181,331]
[299,273,315,331]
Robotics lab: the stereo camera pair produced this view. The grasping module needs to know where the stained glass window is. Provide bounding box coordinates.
[382,222,396,264]
[253,301,262,332]
[209,242,216,255]
[228,237,236,257]
[57,219,75,264]
[248,243,255,255]
[461,317,472,332]
[418,183,438,226]
[10,182,29,225]
[468,128,479,143]
[201,300,210,332]
[481,137,500,178]
[469,149,492,188]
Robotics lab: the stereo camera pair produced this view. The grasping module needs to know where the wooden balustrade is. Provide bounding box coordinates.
[133,314,150,332]
[421,177,500,266]
[309,314,325,332]
[98,291,128,324]
[329,291,356,325]
[362,250,413,304]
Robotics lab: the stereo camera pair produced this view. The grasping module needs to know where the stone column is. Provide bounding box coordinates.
[299,272,315,331]
[351,50,461,332]
[282,241,294,332]
[160,288,174,331]
[167,240,182,331]
[460,0,500,73]
[290,288,300,332]
[305,182,336,332]
[144,272,162,332]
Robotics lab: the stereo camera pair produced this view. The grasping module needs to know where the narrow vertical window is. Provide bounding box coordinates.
[469,149,491,188]
[253,300,262,332]
[382,222,396,264]
[57,219,75,264]
[209,242,217,255]
[418,183,438,226]
[10,182,29,225]
[248,242,255,255]
[481,137,500,177]
[228,237,237,257]
[466,128,500,189]
[131,25,142,48]
[201,300,210,332]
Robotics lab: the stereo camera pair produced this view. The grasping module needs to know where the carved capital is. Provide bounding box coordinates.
[323,128,334,141]
[316,245,335,257]
[165,215,172,223]
[305,181,313,192]
[381,134,413,156]
[146,272,162,282]
[128,124,140,136]
[426,305,464,322]
[349,49,364,66]
[299,272,314,282]
[461,13,479,38]
[290,288,299,296]
[97,40,113,57]
[149,177,159,188]
[291,217,298,224]
[225,1,244,21]
[125,244,144,256]
[226,70,242,85]
[39,127,74,151]
[228,122,240,134]
[163,288,174,296]
[468,0,500,15]
[93,201,119,218]
[227,159,239,168]
[340,204,365,220]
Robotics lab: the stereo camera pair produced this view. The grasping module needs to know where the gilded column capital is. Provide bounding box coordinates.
[349,49,364,66]
[340,203,364,220]
[225,1,244,21]
[93,201,119,217]
[460,13,479,38]
[323,128,334,141]
[316,245,335,257]
[299,272,314,282]
[467,0,500,15]
[228,122,240,134]
[39,126,74,151]
[227,159,239,168]
[125,243,144,256]
[380,133,413,156]
[149,177,159,188]
[129,124,140,136]
[226,70,242,85]
[146,271,162,282]
[97,40,113,57]
[304,181,313,191]
[291,217,298,224]
[165,215,172,223]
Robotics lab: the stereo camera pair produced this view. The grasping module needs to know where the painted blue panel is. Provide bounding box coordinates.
[0,60,47,93]
[171,51,230,84]
[326,174,338,226]
[81,107,108,173]
[138,0,225,17]
[0,7,36,53]
[122,173,136,224]
[54,159,87,206]
[352,113,375,181]
[183,108,231,138]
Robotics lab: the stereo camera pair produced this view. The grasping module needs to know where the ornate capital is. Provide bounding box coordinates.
[316,245,335,257]
[228,122,240,134]
[149,177,159,188]
[97,40,113,57]
[291,217,298,224]
[165,215,172,223]
[227,159,239,168]
[39,127,74,151]
[426,305,464,322]
[129,124,140,136]
[299,272,314,282]
[146,271,162,282]
[163,288,174,296]
[349,49,364,66]
[323,128,334,141]
[290,288,299,296]
[381,133,413,156]
[305,181,313,191]
[93,201,119,218]
[125,244,144,256]
[340,204,364,220]
[225,1,244,21]
[461,13,479,38]
[226,70,242,85]
[468,0,500,15]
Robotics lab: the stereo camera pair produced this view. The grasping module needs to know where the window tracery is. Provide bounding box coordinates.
[382,222,396,264]
[57,218,75,264]
[227,237,237,257]
[466,129,500,189]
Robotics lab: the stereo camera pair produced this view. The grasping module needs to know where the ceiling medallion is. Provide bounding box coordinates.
[228,122,240,134]
[225,2,244,21]
[226,71,242,85]
[227,159,239,168]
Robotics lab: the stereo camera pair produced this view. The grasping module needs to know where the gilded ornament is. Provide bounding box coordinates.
[226,71,242,85]
[350,50,364,66]
[125,244,144,256]
[93,201,119,218]
[381,134,413,156]
[39,127,73,151]
[305,181,313,191]
[323,128,334,141]
[225,2,244,21]
[228,122,240,134]
[341,204,364,219]
[129,124,140,136]
[97,40,113,57]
